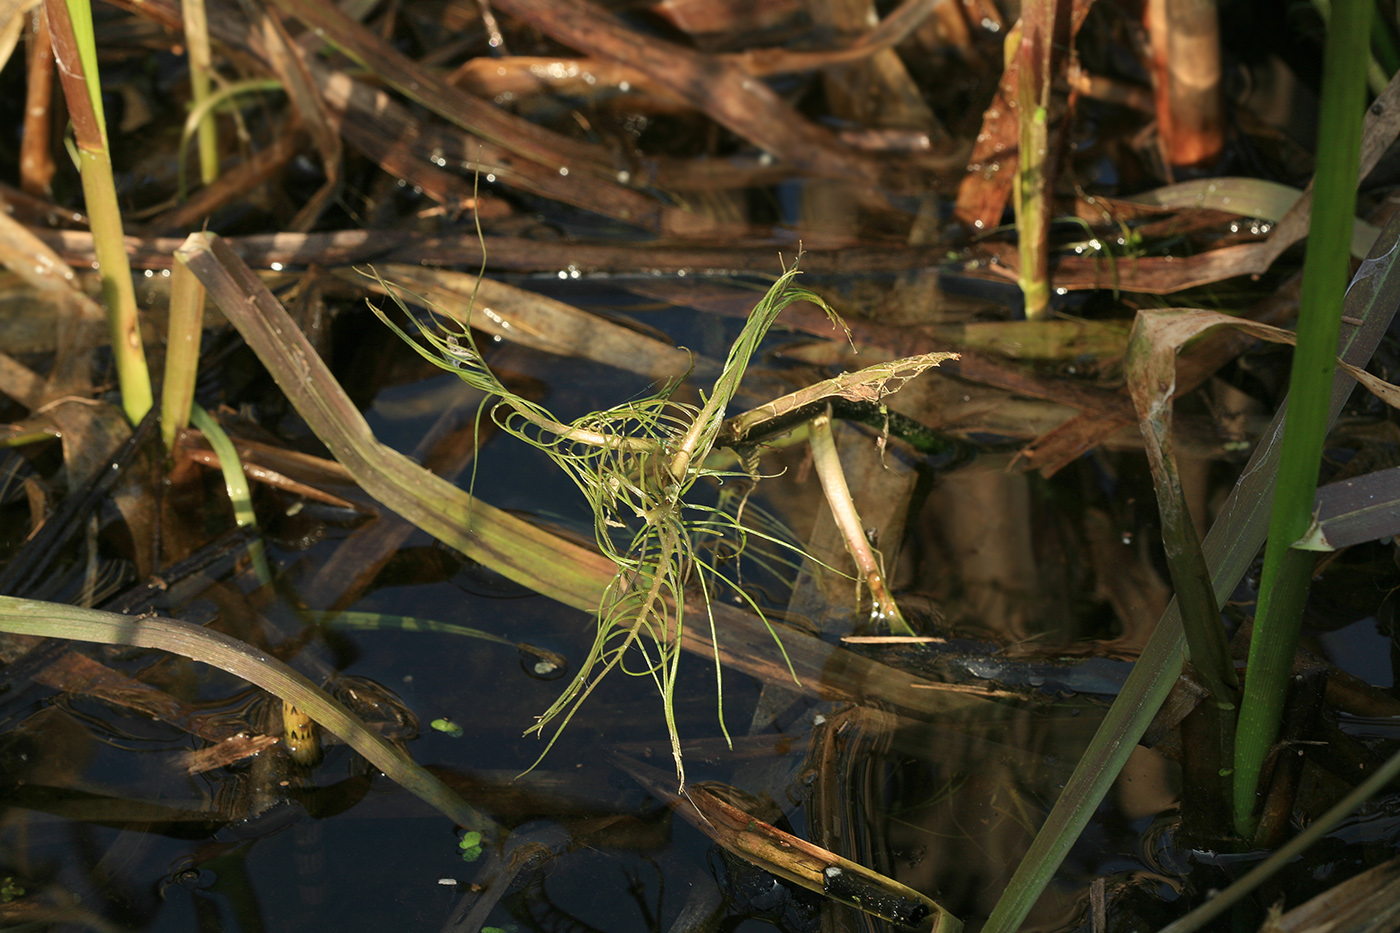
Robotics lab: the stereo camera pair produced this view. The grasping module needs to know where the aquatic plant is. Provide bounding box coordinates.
[369,261,848,786]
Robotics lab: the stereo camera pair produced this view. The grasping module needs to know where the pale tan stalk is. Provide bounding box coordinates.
[162,258,204,450]
[808,409,912,634]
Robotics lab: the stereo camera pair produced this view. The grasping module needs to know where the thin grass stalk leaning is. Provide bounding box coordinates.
[1232,0,1372,837]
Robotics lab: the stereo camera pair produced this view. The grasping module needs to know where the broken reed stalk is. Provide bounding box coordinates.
[180,0,219,185]
[1012,0,1053,318]
[1232,0,1372,838]
[43,0,151,425]
[161,258,203,450]
[808,408,913,635]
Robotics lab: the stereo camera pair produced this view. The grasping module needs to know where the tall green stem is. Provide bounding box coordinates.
[1232,0,1371,836]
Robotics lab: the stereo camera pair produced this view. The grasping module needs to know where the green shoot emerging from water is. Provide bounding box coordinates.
[369,262,844,787]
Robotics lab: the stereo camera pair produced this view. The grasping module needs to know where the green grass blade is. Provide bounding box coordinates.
[1233,0,1372,836]
[980,207,1400,933]
[189,404,271,584]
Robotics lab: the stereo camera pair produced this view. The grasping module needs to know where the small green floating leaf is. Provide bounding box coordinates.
[431,718,464,738]
[458,829,484,861]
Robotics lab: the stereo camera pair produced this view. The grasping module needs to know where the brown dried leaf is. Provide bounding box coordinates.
[490,0,880,183]
[721,352,958,442]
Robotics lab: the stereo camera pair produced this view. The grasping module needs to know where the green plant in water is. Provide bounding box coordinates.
[369,262,847,786]
[1233,0,1372,837]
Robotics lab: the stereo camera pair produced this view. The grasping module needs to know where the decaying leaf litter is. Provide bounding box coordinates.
[3,0,1400,930]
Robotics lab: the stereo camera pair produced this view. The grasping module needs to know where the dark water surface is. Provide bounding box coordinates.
[5,275,1400,933]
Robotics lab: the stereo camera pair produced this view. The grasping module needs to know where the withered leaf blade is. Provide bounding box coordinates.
[616,755,959,933]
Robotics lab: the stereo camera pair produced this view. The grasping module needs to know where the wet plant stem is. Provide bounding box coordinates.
[808,409,913,635]
[45,0,152,425]
[1232,0,1371,839]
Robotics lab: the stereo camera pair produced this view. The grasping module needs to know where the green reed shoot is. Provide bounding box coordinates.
[370,263,845,786]
[43,0,151,425]
[1232,0,1372,837]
